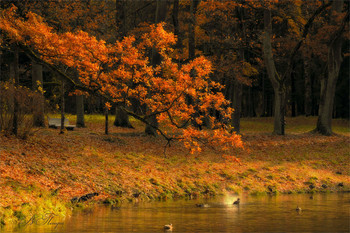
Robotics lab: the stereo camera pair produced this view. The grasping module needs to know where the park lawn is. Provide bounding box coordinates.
[0,116,349,226]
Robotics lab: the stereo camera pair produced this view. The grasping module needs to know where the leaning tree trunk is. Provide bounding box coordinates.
[262,8,285,135]
[32,60,45,127]
[316,0,346,135]
[76,94,85,127]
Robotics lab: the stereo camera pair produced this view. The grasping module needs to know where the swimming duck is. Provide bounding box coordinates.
[196,203,209,208]
[233,198,240,205]
[164,223,173,230]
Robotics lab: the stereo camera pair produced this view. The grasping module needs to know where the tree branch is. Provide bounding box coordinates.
[282,1,332,81]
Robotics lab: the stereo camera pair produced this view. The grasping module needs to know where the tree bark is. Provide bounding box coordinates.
[304,58,312,116]
[60,80,65,134]
[188,0,200,60]
[12,45,19,136]
[316,0,346,135]
[0,44,2,131]
[76,94,85,127]
[291,70,296,117]
[262,8,285,135]
[113,0,135,128]
[105,106,109,135]
[231,4,246,133]
[145,0,168,136]
[32,60,45,127]
[172,0,182,51]
[231,80,242,134]
[114,106,133,128]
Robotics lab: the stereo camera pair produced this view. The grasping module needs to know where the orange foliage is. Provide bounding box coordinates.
[0,6,243,154]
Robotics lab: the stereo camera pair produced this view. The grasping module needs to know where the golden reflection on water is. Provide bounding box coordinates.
[11,193,350,233]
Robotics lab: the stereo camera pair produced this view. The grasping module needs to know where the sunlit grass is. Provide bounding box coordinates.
[241,116,349,135]
[0,113,349,227]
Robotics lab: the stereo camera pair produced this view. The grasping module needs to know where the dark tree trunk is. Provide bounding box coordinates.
[231,4,246,133]
[291,70,296,117]
[0,45,2,131]
[145,115,159,135]
[114,106,134,128]
[60,80,65,134]
[12,46,19,136]
[76,94,85,127]
[304,58,312,116]
[105,106,109,135]
[262,9,285,135]
[145,0,168,136]
[113,0,135,128]
[172,0,182,51]
[188,0,200,60]
[316,0,346,135]
[32,60,45,127]
[231,80,242,134]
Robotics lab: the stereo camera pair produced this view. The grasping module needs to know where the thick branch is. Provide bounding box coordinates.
[281,2,332,81]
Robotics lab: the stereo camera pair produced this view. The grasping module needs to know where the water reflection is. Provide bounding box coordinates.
[13,193,350,232]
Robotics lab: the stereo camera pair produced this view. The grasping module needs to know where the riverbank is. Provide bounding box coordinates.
[0,116,349,227]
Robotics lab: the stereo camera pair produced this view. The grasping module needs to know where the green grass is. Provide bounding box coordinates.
[240,116,349,135]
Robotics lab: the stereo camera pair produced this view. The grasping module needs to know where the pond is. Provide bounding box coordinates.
[13,193,350,232]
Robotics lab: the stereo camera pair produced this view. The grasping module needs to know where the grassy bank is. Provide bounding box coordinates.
[0,116,349,227]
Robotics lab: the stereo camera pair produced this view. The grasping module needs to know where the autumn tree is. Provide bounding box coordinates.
[196,1,258,133]
[259,0,333,135]
[0,6,243,154]
[315,0,349,135]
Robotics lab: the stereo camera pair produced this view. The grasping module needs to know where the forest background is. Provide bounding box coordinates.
[0,0,349,228]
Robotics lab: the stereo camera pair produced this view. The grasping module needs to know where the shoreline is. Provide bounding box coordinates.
[0,116,349,227]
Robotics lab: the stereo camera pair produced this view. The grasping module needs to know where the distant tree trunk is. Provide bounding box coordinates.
[0,46,2,131]
[188,0,200,60]
[76,94,85,127]
[231,80,242,133]
[172,0,182,51]
[114,106,133,128]
[60,80,65,134]
[12,45,19,136]
[262,8,285,135]
[291,70,296,117]
[113,0,134,128]
[315,0,346,135]
[231,4,246,133]
[304,58,312,116]
[145,0,168,135]
[32,60,45,127]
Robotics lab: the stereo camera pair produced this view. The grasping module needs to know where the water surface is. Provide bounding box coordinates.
[14,193,350,232]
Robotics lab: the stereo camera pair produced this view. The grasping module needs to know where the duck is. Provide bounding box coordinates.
[233,198,240,205]
[196,203,209,208]
[296,206,302,211]
[164,223,173,231]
